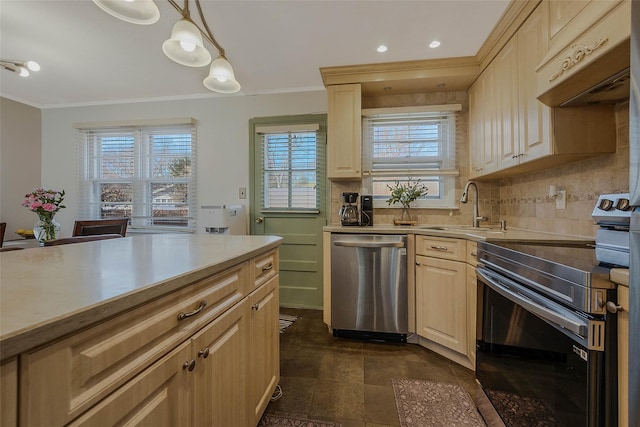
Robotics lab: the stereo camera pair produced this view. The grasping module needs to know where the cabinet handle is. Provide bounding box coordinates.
[177,300,207,321]
[415,261,420,266]
[262,262,273,272]
[430,245,449,251]
[470,252,477,257]
[198,347,210,358]
[251,303,260,310]
[183,360,196,371]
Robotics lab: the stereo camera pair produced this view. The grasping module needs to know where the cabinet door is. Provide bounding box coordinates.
[495,36,520,170]
[466,264,477,369]
[192,299,250,427]
[68,341,192,427]
[327,83,362,180]
[1,358,17,427]
[618,285,629,427]
[468,81,483,179]
[248,276,280,425]
[517,3,551,162]
[415,255,467,354]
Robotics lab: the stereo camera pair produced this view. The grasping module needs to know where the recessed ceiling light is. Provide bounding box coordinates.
[377,45,388,53]
[429,40,441,49]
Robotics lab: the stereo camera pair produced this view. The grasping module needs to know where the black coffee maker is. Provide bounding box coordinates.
[339,192,360,226]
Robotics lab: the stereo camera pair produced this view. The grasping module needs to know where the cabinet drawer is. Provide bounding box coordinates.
[20,263,248,427]
[250,249,279,291]
[466,241,478,267]
[416,236,466,261]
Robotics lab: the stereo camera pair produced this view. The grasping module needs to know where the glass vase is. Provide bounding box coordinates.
[401,207,412,222]
[34,216,61,246]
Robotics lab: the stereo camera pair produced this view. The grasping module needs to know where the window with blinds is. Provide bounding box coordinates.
[362,106,460,208]
[78,122,196,230]
[256,123,322,211]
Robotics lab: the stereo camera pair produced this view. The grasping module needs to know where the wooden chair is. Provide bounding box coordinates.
[0,222,6,247]
[72,218,129,237]
[43,234,123,246]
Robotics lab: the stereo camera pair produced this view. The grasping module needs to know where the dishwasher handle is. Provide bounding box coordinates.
[333,240,405,248]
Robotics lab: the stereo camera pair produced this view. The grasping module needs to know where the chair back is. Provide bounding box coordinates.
[0,222,6,248]
[72,218,128,237]
[44,234,123,246]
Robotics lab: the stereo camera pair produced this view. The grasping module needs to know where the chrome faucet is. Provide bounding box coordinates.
[460,181,488,228]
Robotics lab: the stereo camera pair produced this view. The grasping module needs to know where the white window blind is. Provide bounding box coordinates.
[362,108,459,208]
[256,123,323,212]
[78,123,197,231]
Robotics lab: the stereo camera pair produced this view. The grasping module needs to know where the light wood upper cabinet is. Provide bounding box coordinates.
[327,83,362,180]
[537,0,629,106]
[468,2,617,180]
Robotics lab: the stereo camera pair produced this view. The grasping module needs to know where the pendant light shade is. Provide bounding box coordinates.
[93,0,159,25]
[203,56,241,93]
[162,18,212,67]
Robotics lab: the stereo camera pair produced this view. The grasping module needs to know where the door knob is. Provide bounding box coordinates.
[255,217,264,223]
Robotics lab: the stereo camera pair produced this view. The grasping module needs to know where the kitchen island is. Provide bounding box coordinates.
[0,233,282,427]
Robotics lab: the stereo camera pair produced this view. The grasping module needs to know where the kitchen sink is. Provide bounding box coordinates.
[417,225,506,234]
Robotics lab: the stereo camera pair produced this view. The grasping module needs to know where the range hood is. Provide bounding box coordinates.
[560,67,630,107]
[537,38,631,108]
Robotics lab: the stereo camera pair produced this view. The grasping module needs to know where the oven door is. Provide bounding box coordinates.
[476,267,613,427]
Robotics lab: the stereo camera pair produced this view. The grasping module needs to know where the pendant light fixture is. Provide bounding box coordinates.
[162,17,211,67]
[1,59,41,77]
[93,0,240,93]
[93,0,160,25]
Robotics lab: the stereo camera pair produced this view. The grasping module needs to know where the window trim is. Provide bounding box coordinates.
[77,120,197,232]
[361,105,461,209]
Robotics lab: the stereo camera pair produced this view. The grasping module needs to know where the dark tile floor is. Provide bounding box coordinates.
[264,308,477,427]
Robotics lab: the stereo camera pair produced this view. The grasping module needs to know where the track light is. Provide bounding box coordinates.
[94,0,240,93]
[1,59,41,77]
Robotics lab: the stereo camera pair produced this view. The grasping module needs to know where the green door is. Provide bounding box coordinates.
[249,115,327,309]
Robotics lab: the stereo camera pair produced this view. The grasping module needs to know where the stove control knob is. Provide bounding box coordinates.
[598,199,614,211]
[615,198,630,211]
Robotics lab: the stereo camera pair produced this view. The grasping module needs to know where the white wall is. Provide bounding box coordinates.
[0,97,42,242]
[41,91,327,236]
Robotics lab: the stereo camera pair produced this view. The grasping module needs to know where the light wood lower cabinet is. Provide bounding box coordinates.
[416,255,467,355]
[248,276,280,426]
[67,341,193,427]
[16,250,279,427]
[193,299,250,427]
[414,236,476,369]
[1,358,17,427]
[618,285,629,427]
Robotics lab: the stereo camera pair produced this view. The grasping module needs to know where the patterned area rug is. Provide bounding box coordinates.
[486,390,559,427]
[392,378,487,427]
[279,314,298,334]
[258,413,341,427]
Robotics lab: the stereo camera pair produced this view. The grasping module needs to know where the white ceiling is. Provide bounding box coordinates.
[0,0,510,108]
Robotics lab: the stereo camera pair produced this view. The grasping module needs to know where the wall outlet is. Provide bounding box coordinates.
[239,187,246,199]
[556,190,567,210]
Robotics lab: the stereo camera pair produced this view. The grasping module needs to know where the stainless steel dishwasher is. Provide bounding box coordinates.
[330,233,408,341]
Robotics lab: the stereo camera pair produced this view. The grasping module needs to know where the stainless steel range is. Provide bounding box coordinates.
[475,241,618,427]
[592,193,633,267]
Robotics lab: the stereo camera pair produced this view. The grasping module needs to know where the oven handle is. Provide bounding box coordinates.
[476,267,587,337]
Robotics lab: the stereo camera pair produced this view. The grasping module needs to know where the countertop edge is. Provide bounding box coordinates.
[0,236,283,361]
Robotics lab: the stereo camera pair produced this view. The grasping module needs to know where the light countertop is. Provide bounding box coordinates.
[0,234,282,360]
[323,224,594,244]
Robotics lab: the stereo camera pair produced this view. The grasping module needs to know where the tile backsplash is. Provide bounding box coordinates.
[330,94,629,240]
